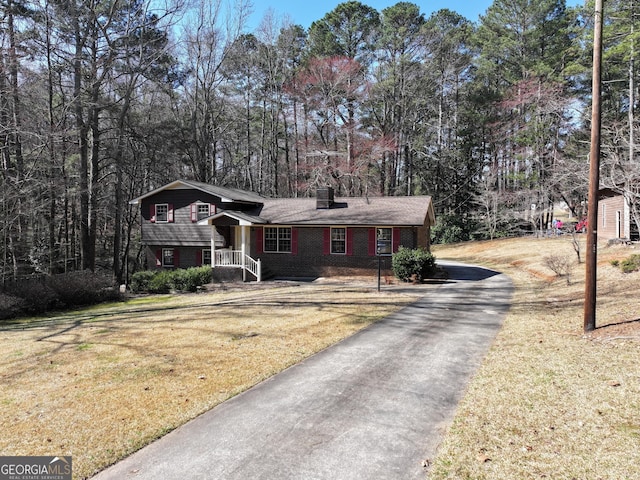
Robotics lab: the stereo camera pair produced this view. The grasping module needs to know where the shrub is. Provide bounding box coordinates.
[619,254,640,274]
[130,270,158,293]
[1,271,122,319]
[5,278,58,314]
[187,266,212,290]
[543,254,574,284]
[131,267,212,294]
[46,270,121,307]
[392,247,437,283]
[148,270,173,294]
[167,267,212,292]
[0,293,27,320]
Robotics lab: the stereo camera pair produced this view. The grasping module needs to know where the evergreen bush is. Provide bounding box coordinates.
[130,270,158,293]
[1,271,122,319]
[133,267,212,294]
[148,270,173,294]
[392,247,437,282]
[47,271,120,306]
[619,254,640,274]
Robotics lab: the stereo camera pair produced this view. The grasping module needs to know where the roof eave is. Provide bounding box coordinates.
[198,211,267,226]
[129,179,264,205]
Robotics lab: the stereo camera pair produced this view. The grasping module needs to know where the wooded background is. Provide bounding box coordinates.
[1,0,639,283]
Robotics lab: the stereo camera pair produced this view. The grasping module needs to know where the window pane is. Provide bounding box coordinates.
[202,249,211,265]
[156,204,168,222]
[376,228,392,255]
[278,228,291,252]
[264,228,278,252]
[331,228,346,254]
[162,248,174,266]
[197,204,210,220]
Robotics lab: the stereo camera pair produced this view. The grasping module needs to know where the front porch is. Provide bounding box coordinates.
[213,249,261,282]
[199,210,265,282]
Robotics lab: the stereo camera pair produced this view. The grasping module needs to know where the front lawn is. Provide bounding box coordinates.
[0,281,416,479]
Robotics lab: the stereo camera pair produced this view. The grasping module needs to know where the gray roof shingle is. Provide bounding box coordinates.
[132,179,434,227]
[253,196,434,226]
[129,179,265,205]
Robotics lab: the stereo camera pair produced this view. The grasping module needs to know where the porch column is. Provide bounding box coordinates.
[210,224,216,268]
[241,225,247,282]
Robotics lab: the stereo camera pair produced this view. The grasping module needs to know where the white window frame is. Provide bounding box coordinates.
[331,227,347,254]
[162,248,174,267]
[202,249,212,266]
[376,227,393,256]
[197,203,210,221]
[264,227,292,253]
[155,204,169,223]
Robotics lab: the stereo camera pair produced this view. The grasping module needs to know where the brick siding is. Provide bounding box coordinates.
[251,225,428,278]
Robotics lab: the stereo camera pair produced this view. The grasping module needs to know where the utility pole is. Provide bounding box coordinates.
[584,0,604,333]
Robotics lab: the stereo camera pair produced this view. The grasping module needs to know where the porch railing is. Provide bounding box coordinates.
[214,250,261,281]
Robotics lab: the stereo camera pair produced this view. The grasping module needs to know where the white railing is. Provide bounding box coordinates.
[214,250,261,282]
[215,250,243,267]
[244,255,261,282]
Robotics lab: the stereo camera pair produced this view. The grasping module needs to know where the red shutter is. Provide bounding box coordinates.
[210,203,216,215]
[368,228,376,256]
[155,249,162,266]
[190,203,197,222]
[323,228,331,255]
[392,227,401,253]
[256,228,263,254]
[150,204,156,223]
[196,250,202,266]
[173,249,180,267]
[168,204,174,223]
[346,228,353,256]
[291,228,298,255]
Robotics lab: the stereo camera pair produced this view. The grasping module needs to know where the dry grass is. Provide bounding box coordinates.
[0,280,416,479]
[430,236,640,480]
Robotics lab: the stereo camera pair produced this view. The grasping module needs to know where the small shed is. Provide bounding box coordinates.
[598,188,639,241]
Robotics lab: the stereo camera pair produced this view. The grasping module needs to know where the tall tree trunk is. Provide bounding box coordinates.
[629,8,635,164]
[45,0,57,273]
[73,4,92,271]
[6,0,23,176]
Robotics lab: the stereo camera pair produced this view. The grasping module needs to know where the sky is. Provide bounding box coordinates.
[248,0,585,31]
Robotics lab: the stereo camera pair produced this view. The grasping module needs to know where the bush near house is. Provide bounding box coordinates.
[392,247,437,282]
[130,266,212,294]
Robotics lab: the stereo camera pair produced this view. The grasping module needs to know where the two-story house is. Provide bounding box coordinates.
[130,179,436,281]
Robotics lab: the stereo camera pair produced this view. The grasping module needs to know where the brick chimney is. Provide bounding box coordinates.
[316,186,334,209]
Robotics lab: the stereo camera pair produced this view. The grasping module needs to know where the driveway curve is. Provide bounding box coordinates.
[92,261,513,480]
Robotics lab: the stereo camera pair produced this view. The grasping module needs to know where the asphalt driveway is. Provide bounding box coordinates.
[92,261,513,480]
